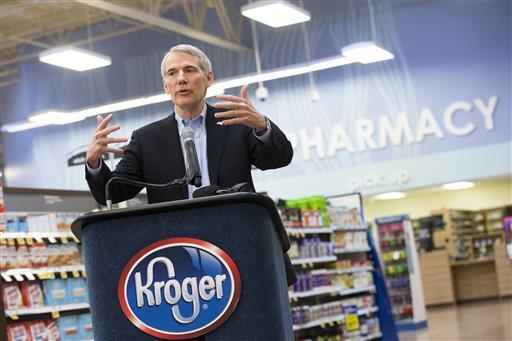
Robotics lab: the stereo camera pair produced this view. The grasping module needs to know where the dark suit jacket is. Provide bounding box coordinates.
[86,104,297,285]
[87,104,293,204]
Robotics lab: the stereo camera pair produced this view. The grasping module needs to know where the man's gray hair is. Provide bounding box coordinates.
[160,44,212,78]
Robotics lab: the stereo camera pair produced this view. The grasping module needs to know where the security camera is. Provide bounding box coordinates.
[255,85,269,101]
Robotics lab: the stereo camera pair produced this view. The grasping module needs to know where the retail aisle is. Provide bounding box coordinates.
[399,298,511,341]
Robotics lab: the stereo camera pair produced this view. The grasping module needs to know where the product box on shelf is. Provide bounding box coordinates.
[66,278,88,303]
[7,322,29,341]
[2,282,24,310]
[27,320,47,341]
[45,319,61,341]
[43,279,68,306]
[58,315,81,340]
[20,280,45,308]
[78,313,94,339]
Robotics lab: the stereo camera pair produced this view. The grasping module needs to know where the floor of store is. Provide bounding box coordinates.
[399,298,511,341]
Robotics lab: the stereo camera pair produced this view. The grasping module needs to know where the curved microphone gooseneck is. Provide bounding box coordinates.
[105,176,187,210]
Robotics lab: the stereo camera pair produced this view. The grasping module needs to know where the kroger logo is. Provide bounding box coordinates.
[118,238,241,340]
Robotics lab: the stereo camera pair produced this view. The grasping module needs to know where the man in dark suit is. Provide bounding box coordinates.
[85,44,293,204]
[85,44,296,286]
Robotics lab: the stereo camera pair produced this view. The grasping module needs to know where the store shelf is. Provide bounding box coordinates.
[289,284,375,300]
[5,302,89,317]
[311,265,373,276]
[1,265,85,281]
[286,227,333,235]
[0,231,75,239]
[345,331,383,341]
[293,306,379,331]
[291,256,338,266]
[334,247,371,254]
[332,225,368,231]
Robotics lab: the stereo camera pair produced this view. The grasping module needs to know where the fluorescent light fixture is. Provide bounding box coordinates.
[342,41,394,64]
[28,111,85,125]
[374,192,406,200]
[39,46,111,71]
[3,42,394,133]
[442,181,475,190]
[2,121,49,133]
[241,0,310,28]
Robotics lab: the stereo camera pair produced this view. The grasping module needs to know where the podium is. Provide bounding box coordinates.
[71,193,294,341]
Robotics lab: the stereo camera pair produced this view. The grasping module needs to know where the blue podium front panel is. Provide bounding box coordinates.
[81,202,293,341]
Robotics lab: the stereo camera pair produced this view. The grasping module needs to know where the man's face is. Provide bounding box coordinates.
[162,52,213,110]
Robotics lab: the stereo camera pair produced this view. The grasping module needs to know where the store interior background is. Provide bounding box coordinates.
[0,0,510,340]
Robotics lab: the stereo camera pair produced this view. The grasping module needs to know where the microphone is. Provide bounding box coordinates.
[192,183,252,199]
[180,128,202,188]
[192,185,221,199]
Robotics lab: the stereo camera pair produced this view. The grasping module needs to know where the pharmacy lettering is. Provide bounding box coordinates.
[118,238,241,339]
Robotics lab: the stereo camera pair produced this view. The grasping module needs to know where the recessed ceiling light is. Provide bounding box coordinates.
[28,111,85,125]
[442,181,475,190]
[241,0,311,28]
[374,192,406,200]
[39,46,111,71]
[341,41,394,64]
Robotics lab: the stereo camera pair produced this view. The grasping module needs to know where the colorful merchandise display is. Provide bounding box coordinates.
[279,194,392,340]
[1,211,88,340]
[374,215,427,331]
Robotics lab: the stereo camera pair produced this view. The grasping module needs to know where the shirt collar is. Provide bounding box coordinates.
[175,104,207,130]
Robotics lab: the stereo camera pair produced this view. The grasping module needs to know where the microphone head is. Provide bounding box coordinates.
[192,185,221,198]
[180,128,195,143]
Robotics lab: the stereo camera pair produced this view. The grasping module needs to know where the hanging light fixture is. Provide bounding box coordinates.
[28,110,85,125]
[38,46,111,71]
[38,10,111,71]
[241,0,311,28]
[341,41,394,64]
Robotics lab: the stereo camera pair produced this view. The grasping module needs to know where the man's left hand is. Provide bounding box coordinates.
[214,85,267,133]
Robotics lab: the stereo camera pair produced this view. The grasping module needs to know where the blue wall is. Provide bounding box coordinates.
[2,1,510,198]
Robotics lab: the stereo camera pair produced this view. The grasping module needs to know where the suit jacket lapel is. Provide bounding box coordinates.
[206,104,228,186]
[160,113,188,198]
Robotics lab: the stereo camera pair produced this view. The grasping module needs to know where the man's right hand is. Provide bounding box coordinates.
[86,114,128,169]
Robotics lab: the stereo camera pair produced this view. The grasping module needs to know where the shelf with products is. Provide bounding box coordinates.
[278,193,393,341]
[1,265,86,282]
[6,312,93,340]
[428,208,507,262]
[374,215,426,331]
[289,284,376,300]
[286,227,334,235]
[2,212,83,235]
[293,306,379,331]
[291,256,339,267]
[1,208,89,341]
[5,302,89,317]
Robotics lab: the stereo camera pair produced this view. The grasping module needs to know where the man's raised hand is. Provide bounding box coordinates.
[85,114,128,169]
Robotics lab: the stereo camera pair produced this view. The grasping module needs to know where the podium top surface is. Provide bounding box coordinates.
[71,192,289,250]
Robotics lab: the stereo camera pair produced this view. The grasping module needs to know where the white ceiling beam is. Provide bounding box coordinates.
[72,0,249,52]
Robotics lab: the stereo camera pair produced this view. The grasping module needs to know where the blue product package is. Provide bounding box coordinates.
[66,278,88,303]
[7,217,18,232]
[17,217,28,232]
[58,315,81,340]
[42,279,68,306]
[78,313,94,339]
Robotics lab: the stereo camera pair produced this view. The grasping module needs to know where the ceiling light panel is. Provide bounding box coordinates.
[442,181,475,190]
[28,111,85,125]
[374,192,406,200]
[342,41,394,64]
[241,0,311,28]
[39,46,111,71]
